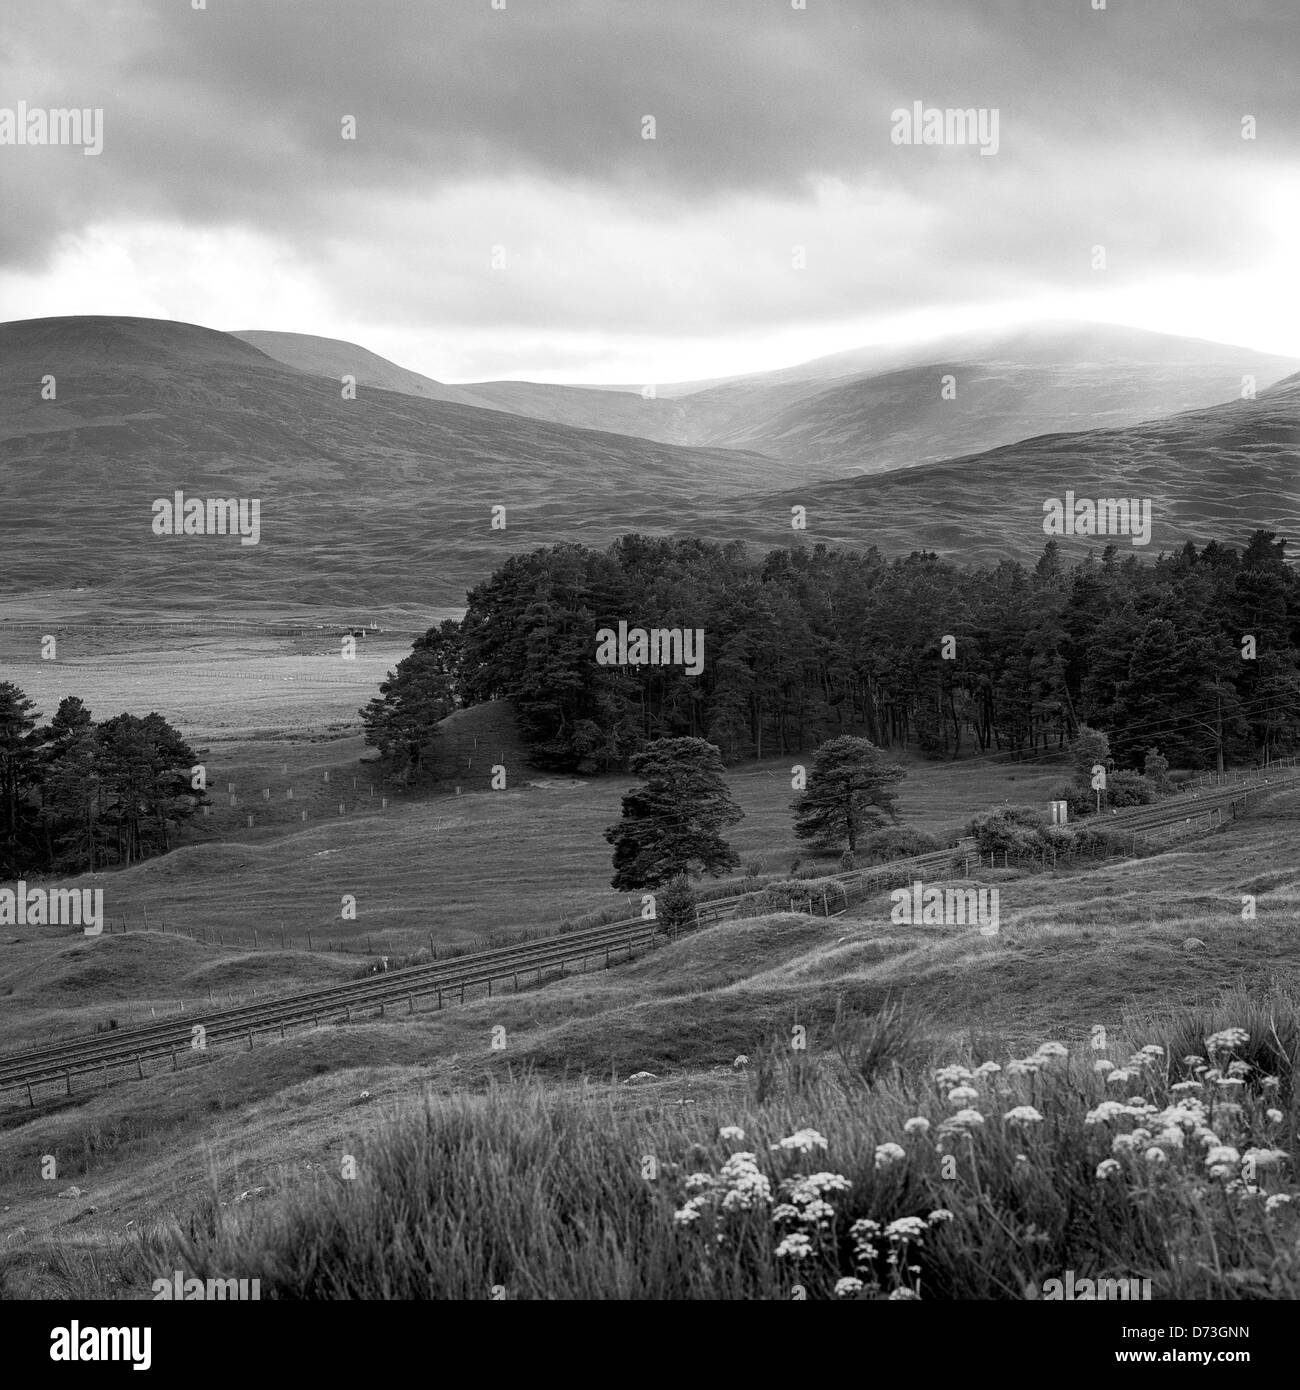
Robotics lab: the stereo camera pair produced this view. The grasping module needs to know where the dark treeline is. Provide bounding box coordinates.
[0,685,203,878]
[366,530,1300,778]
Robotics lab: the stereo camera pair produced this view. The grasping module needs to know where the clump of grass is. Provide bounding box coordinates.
[831,1001,929,1088]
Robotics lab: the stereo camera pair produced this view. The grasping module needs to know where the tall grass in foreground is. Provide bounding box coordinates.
[159,990,1300,1300]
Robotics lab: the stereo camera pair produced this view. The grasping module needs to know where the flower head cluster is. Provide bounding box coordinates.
[934,1065,974,1087]
[1205,1145,1241,1179]
[770,1128,828,1155]
[938,1108,986,1139]
[674,1149,773,1226]
[1204,1029,1250,1057]
[1125,1044,1165,1070]
[718,1152,773,1211]
[774,1171,852,1229]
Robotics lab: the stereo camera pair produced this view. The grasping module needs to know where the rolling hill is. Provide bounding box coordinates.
[238,321,1300,476]
[720,370,1300,566]
[0,316,783,614]
[233,329,694,444]
[3,316,1297,620]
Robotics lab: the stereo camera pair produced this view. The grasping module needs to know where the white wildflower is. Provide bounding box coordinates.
[933,1065,974,1087]
[771,1128,828,1155]
[1242,1148,1288,1170]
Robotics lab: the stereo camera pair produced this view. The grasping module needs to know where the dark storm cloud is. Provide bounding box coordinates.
[1,0,1296,349]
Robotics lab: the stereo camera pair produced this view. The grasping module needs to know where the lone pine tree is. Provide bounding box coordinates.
[605,737,743,890]
[792,735,904,853]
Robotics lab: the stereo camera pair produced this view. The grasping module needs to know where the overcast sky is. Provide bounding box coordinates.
[2,0,1297,383]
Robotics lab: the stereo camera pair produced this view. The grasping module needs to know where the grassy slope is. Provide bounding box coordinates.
[0,707,1063,1025]
[730,373,1300,566]
[0,317,786,612]
[1,786,1296,1290]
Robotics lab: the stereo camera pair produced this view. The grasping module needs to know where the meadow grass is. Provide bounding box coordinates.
[143,987,1300,1301]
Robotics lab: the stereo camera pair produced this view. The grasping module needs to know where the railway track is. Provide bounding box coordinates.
[3,765,1295,1103]
[0,916,666,1100]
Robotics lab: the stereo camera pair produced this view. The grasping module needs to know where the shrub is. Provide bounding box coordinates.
[1107,770,1156,807]
[657,876,698,933]
[860,826,943,864]
[839,850,856,873]
[1071,826,1133,858]
[733,877,848,919]
[1041,825,1076,854]
[966,806,1047,857]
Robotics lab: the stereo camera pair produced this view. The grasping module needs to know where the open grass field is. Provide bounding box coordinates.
[0,696,1067,1051]
[0,622,417,740]
[1,776,1296,1293]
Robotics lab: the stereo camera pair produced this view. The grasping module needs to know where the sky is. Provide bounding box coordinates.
[1,0,1298,384]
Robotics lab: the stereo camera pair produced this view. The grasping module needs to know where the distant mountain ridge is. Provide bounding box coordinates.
[2,314,1296,615]
[235,322,1300,476]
